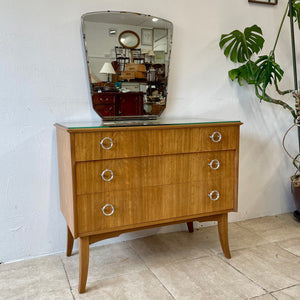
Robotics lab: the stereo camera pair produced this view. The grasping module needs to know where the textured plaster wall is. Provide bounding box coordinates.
[0,0,298,262]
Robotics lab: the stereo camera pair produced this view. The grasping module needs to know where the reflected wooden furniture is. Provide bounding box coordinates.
[55,121,241,293]
[92,92,144,117]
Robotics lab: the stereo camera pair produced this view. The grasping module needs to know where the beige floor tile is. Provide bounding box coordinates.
[128,230,213,267]
[237,215,287,232]
[277,213,300,228]
[72,269,173,300]
[193,223,268,255]
[256,226,300,243]
[61,242,147,288]
[277,237,300,257]
[0,256,70,300]
[237,214,300,243]
[249,294,276,300]
[271,284,300,299]
[225,243,300,292]
[0,288,74,300]
[151,255,265,300]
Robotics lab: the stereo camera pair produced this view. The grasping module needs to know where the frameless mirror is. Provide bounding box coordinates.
[81,11,173,121]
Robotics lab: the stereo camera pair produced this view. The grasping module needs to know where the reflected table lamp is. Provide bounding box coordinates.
[99,62,116,91]
[148,50,155,64]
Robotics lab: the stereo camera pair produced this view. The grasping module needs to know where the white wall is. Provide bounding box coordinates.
[0,0,298,263]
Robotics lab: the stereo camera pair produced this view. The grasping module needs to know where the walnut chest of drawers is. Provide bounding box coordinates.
[55,120,241,293]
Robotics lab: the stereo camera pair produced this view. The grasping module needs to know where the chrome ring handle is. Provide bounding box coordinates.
[101,204,114,216]
[100,137,113,150]
[208,190,220,201]
[209,131,222,143]
[101,169,114,182]
[208,159,220,170]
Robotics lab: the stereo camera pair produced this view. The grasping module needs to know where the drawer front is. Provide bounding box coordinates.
[93,104,115,116]
[74,125,239,161]
[77,180,235,234]
[92,93,116,104]
[76,151,235,195]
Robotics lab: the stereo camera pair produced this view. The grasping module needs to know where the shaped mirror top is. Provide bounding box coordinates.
[81,11,173,121]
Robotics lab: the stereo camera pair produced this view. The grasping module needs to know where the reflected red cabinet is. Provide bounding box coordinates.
[92,92,144,117]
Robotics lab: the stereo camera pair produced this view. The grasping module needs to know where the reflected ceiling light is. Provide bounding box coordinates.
[152,18,158,22]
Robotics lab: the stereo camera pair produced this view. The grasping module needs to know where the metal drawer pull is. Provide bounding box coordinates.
[102,204,114,216]
[101,169,114,182]
[208,159,220,170]
[209,131,222,143]
[208,190,220,201]
[100,137,113,150]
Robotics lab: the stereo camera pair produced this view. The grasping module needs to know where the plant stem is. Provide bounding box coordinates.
[273,2,289,53]
[275,81,294,95]
[289,0,298,91]
[254,85,297,119]
[288,0,300,152]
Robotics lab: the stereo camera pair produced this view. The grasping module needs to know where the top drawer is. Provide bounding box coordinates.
[92,93,116,104]
[73,125,240,161]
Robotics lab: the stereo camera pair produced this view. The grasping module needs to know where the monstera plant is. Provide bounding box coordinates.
[219,0,300,221]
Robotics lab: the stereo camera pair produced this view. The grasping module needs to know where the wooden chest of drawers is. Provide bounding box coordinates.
[55,121,241,293]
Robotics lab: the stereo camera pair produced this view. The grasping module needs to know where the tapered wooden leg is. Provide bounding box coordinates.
[186,222,194,233]
[66,226,74,257]
[78,237,89,293]
[217,213,231,259]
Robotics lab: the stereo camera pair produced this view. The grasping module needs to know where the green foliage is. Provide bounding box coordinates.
[228,61,258,86]
[219,0,300,170]
[219,0,299,121]
[255,54,284,95]
[219,25,264,63]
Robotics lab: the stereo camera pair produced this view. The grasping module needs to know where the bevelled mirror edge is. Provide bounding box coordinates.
[81,11,173,121]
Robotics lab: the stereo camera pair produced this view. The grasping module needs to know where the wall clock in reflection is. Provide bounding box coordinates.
[81,11,173,121]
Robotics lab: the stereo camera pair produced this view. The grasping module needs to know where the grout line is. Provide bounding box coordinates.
[275,242,300,259]
[270,283,300,295]
[60,257,75,300]
[126,241,176,300]
[234,221,271,243]
[220,255,269,294]
[250,293,277,299]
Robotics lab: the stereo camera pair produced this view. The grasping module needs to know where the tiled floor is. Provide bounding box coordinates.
[1,213,299,300]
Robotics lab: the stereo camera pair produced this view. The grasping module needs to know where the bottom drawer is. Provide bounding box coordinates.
[93,104,115,116]
[76,180,235,235]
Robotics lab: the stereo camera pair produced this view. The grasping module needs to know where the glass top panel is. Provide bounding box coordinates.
[57,118,241,129]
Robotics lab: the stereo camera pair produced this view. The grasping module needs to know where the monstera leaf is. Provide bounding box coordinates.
[254,54,284,94]
[228,61,258,86]
[219,25,264,63]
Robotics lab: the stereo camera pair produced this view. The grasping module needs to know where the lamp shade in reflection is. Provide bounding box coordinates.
[99,62,116,84]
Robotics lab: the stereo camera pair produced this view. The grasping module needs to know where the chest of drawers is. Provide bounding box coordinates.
[55,121,241,293]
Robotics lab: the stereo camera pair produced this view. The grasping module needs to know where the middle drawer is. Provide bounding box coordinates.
[76,150,235,195]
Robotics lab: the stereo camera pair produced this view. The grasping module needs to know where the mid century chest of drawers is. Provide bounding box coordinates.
[55,120,241,293]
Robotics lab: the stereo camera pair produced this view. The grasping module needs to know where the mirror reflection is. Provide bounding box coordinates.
[153,29,168,53]
[119,30,140,49]
[81,11,173,120]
